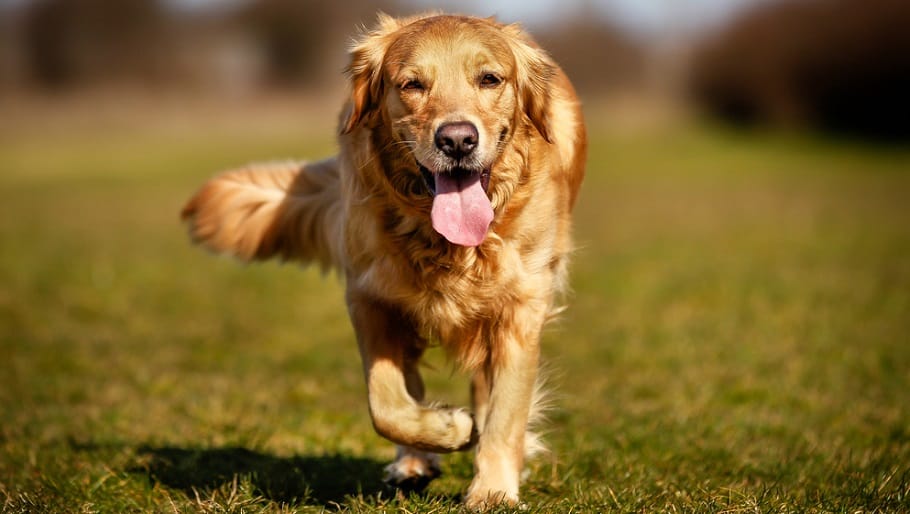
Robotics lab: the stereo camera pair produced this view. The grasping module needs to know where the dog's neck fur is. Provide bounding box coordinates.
[339,119,560,369]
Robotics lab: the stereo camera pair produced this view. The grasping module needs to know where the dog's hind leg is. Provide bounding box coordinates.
[383,445,441,491]
[347,292,476,455]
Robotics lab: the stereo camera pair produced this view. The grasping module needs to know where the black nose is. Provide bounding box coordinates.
[435,122,478,159]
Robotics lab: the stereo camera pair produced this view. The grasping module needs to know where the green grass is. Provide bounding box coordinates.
[1,104,909,512]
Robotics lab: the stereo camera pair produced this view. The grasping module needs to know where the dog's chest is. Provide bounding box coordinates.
[356,243,523,328]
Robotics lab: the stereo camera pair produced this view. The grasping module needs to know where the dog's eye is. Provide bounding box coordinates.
[401,79,424,91]
[480,73,502,88]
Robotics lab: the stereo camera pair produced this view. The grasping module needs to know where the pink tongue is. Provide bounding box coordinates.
[430,172,493,246]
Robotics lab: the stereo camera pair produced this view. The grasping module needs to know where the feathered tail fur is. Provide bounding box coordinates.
[181,158,344,271]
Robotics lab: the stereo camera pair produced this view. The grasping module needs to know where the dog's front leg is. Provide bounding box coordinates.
[470,368,491,434]
[347,292,476,454]
[465,304,544,509]
[384,340,442,489]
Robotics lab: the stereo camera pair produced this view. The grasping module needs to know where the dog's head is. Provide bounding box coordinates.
[341,14,556,247]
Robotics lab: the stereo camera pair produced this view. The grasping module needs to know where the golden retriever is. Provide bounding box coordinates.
[181,13,585,508]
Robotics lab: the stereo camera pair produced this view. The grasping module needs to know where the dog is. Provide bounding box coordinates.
[181,13,586,508]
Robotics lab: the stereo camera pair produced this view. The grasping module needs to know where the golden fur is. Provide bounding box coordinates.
[182,13,585,508]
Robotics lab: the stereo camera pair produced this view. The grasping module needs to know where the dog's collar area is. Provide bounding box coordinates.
[419,163,490,197]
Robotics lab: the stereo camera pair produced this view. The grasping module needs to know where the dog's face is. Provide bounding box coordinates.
[383,20,517,180]
[342,15,555,246]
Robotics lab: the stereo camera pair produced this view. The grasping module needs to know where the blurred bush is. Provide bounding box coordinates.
[690,0,910,141]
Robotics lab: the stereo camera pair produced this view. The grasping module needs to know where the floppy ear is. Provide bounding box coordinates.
[506,25,557,143]
[340,13,401,135]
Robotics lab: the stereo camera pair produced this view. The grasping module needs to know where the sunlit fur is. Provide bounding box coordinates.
[182,13,586,509]
[181,159,343,271]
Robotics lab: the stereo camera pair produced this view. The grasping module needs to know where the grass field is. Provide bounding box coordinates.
[1,98,909,512]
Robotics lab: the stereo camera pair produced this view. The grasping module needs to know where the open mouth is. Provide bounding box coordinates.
[419,164,490,197]
[417,162,494,247]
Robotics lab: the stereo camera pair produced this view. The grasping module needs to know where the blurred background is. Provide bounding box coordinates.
[2,1,910,511]
[1,0,908,140]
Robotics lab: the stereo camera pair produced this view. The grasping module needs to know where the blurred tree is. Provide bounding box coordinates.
[236,0,403,87]
[690,0,910,141]
[238,0,331,86]
[535,12,644,95]
[22,0,171,88]
[15,0,406,91]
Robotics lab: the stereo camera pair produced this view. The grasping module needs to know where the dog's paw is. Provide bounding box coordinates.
[422,404,477,451]
[463,487,520,511]
[465,465,521,511]
[383,447,441,492]
[447,407,478,451]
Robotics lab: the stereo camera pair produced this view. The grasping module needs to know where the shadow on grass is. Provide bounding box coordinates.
[130,445,388,507]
